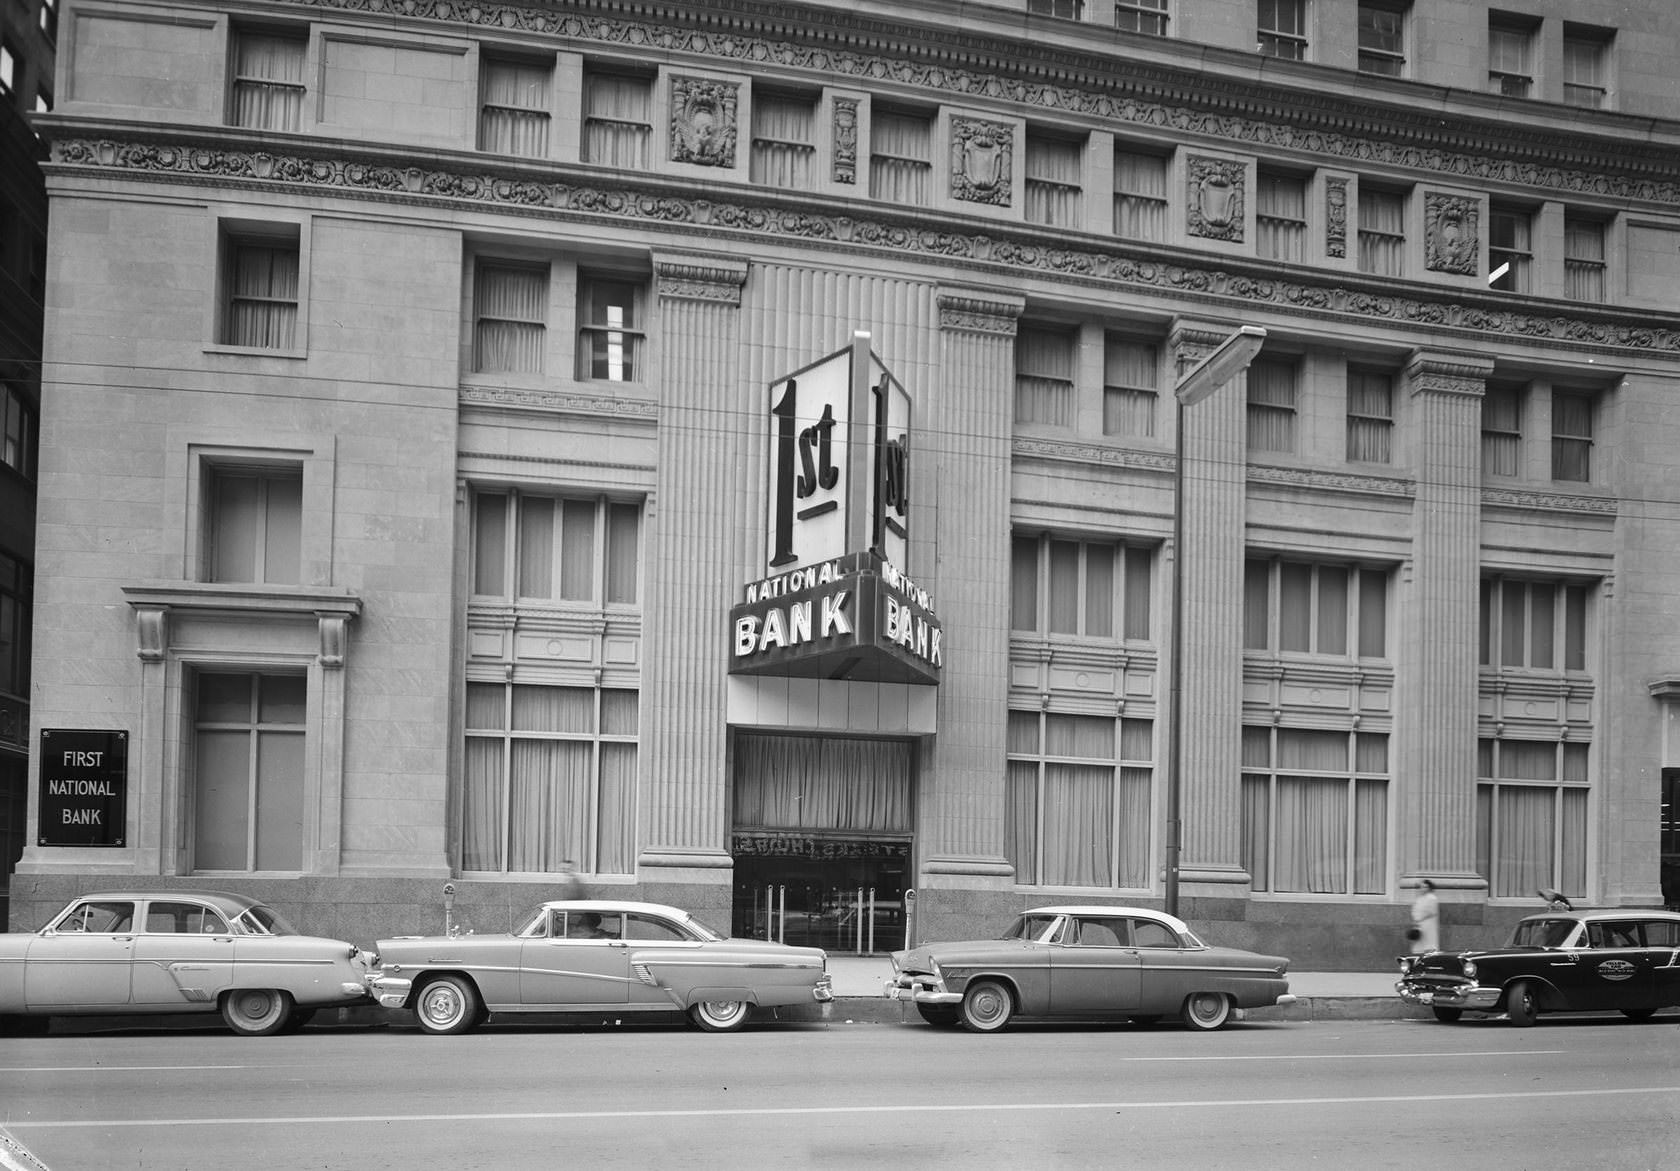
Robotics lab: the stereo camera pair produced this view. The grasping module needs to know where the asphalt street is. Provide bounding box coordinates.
[3,1012,1678,1171]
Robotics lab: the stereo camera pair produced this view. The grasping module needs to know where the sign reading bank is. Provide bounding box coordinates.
[733,333,940,686]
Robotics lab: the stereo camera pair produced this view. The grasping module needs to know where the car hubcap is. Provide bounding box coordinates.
[970,988,1005,1024]
[423,986,463,1027]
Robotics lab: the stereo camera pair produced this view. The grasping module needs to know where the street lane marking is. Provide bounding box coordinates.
[9,1086,1680,1128]
[1119,1050,1568,1061]
[1,1066,250,1074]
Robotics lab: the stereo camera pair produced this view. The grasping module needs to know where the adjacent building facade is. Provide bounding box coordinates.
[15,0,1680,967]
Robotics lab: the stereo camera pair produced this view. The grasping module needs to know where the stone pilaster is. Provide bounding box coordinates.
[639,252,749,877]
[1169,321,1253,890]
[1399,350,1495,888]
[916,288,1023,882]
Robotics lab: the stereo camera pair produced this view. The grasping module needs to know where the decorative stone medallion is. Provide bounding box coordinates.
[669,77,739,167]
[950,116,1013,206]
[1187,156,1244,242]
[1424,193,1479,275]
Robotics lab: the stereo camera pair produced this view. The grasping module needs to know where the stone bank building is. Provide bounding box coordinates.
[14,0,1680,967]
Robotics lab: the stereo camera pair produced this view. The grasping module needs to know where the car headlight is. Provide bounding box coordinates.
[1462,960,1477,979]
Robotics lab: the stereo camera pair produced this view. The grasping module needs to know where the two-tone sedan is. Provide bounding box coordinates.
[1397,906,1680,1026]
[0,891,374,1036]
[369,899,832,1034]
[886,905,1293,1032]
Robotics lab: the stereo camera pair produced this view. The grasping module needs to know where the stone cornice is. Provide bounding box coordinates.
[273,0,1680,197]
[459,384,659,419]
[1013,437,1175,474]
[1248,464,1417,499]
[937,288,1025,335]
[46,134,1680,357]
[1481,487,1619,515]
[652,251,750,304]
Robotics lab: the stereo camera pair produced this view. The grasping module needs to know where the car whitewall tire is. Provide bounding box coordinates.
[959,979,1014,1033]
[1180,992,1232,1031]
[688,1000,752,1032]
[414,974,481,1036]
[222,989,295,1037]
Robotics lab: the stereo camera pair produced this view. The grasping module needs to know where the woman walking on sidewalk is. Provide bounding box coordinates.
[1409,879,1440,953]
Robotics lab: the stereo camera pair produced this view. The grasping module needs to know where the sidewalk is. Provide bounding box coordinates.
[820,956,1415,1022]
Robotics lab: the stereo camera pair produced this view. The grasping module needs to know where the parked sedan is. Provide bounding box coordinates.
[1396,907,1680,1026]
[886,905,1293,1032]
[0,891,374,1036]
[369,899,832,1034]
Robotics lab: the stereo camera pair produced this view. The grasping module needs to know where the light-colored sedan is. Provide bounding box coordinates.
[369,899,832,1034]
[886,905,1293,1032]
[0,891,374,1036]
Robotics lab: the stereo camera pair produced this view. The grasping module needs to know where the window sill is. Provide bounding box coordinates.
[205,343,308,361]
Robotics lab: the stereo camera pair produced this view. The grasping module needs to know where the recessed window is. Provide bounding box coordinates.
[1477,738,1588,900]
[1488,14,1535,98]
[473,491,640,605]
[230,28,307,131]
[577,274,645,383]
[1480,576,1588,672]
[1246,357,1297,453]
[1103,336,1158,439]
[1562,25,1612,109]
[1551,390,1594,483]
[1488,206,1533,292]
[1357,187,1405,276]
[1257,0,1307,60]
[220,228,300,349]
[1242,727,1389,895]
[1563,216,1606,302]
[870,107,933,205]
[750,89,817,187]
[478,57,552,157]
[473,261,548,375]
[1025,130,1083,229]
[1481,382,1524,477]
[1113,147,1168,241]
[1346,369,1393,464]
[1115,0,1168,36]
[1256,170,1307,262]
[206,465,302,585]
[1015,325,1077,428]
[1011,533,1153,641]
[1245,557,1389,659]
[192,672,306,872]
[1028,0,1083,17]
[2,382,35,481]
[582,69,652,168]
[0,549,31,701]
[1357,2,1407,76]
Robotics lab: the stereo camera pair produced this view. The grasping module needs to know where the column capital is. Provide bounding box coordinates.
[936,286,1024,335]
[1404,349,1497,398]
[1167,319,1246,361]
[652,251,749,306]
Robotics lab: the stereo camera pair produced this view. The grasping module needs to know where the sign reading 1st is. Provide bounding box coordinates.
[768,332,911,575]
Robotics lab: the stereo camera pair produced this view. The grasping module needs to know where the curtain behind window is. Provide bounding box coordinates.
[870,112,932,204]
[732,735,912,833]
[1256,174,1306,261]
[1113,151,1166,239]
[233,33,305,131]
[227,244,298,349]
[475,264,547,373]
[1358,190,1405,275]
[1025,136,1082,228]
[1016,328,1076,426]
[583,74,651,167]
[479,59,551,157]
[750,94,816,186]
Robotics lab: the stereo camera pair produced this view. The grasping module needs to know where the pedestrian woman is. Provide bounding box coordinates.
[1409,878,1440,954]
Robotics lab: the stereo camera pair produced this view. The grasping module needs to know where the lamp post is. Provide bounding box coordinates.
[1164,325,1267,920]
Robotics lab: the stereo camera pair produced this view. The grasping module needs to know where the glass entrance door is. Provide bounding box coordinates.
[733,845,907,954]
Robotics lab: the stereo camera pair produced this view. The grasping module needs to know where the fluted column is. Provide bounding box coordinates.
[917,288,1023,880]
[1399,350,1494,887]
[639,252,749,875]
[1169,321,1252,890]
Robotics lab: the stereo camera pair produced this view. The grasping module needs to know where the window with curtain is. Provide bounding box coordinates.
[463,683,638,874]
[1481,382,1524,477]
[1015,325,1077,427]
[1113,148,1168,241]
[1012,533,1152,642]
[582,70,652,168]
[1245,557,1388,659]
[1246,357,1296,453]
[750,90,817,187]
[1488,17,1534,96]
[222,233,299,349]
[732,735,912,833]
[1564,216,1606,302]
[1357,2,1406,76]
[1562,28,1611,109]
[207,466,302,585]
[1346,369,1393,464]
[1551,390,1594,483]
[1241,727,1389,895]
[578,273,646,382]
[1115,0,1168,36]
[230,28,307,131]
[478,57,552,157]
[474,261,547,374]
[1479,576,1589,673]
[869,108,933,205]
[1028,0,1083,17]
[1256,171,1307,262]
[1025,131,1084,229]
[1257,0,1306,59]
[1357,187,1405,276]
[473,491,640,605]
[1488,206,1533,292]
[1103,336,1158,439]
[1476,738,1589,899]
[1007,711,1153,888]
[193,672,307,872]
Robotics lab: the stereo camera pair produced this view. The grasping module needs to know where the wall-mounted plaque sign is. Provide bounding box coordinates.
[38,728,128,847]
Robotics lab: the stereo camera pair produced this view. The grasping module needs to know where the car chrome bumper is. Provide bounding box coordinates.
[368,973,414,1010]
[1395,980,1501,1011]
[883,977,962,1005]
[814,975,834,1003]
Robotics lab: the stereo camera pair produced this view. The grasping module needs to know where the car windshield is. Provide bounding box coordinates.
[515,905,552,937]
[685,915,726,942]
[999,914,1060,942]
[1508,917,1579,949]
[233,905,297,936]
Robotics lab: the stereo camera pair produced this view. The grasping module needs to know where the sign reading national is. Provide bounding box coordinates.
[38,728,128,847]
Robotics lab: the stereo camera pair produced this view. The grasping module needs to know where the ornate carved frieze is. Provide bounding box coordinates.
[49,138,1680,356]
[1481,487,1619,514]
[652,253,749,305]
[286,0,1680,205]
[1325,178,1348,259]
[1405,353,1498,397]
[1424,193,1479,275]
[950,117,1013,206]
[459,385,659,419]
[1186,156,1244,242]
[669,76,738,168]
[1247,464,1417,499]
[937,289,1023,335]
[1013,437,1175,474]
[832,97,858,185]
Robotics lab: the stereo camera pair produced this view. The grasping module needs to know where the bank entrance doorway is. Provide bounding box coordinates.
[729,732,915,954]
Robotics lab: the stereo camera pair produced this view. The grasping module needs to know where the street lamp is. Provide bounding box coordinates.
[1164,325,1267,919]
